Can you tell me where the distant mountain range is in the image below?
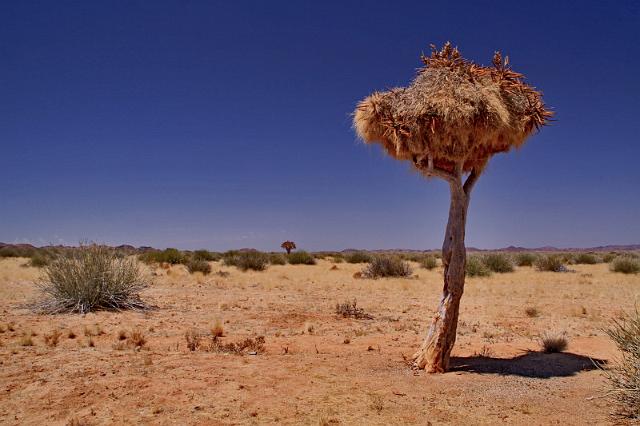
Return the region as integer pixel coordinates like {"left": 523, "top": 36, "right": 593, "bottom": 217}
{"left": 2, "top": 242, "right": 639, "bottom": 253}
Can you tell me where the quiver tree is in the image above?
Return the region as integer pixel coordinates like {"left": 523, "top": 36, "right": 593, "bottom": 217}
{"left": 280, "top": 241, "right": 296, "bottom": 254}
{"left": 353, "top": 43, "right": 552, "bottom": 372}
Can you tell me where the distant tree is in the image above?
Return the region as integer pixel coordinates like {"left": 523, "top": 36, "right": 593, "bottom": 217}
{"left": 280, "top": 241, "right": 296, "bottom": 254}
{"left": 353, "top": 43, "right": 552, "bottom": 372}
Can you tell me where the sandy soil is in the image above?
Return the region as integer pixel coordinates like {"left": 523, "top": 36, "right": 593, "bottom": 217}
{"left": 0, "top": 256, "right": 638, "bottom": 425}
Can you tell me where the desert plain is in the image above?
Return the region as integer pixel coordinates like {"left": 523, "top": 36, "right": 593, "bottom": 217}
{"left": 0, "top": 255, "right": 638, "bottom": 425}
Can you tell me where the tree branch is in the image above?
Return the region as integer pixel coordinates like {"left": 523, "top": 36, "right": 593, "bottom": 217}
{"left": 413, "top": 155, "right": 458, "bottom": 184}
{"left": 463, "top": 168, "right": 481, "bottom": 195}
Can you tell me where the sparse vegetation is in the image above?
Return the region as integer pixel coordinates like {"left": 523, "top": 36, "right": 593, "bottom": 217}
{"left": 603, "top": 308, "right": 640, "bottom": 419}
{"left": 287, "top": 251, "right": 316, "bottom": 265}
{"left": 43, "top": 330, "right": 61, "bottom": 347}
{"left": 465, "top": 256, "right": 491, "bottom": 277}
{"left": 34, "top": 244, "right": 149, "bottom": 314}
{"left": 421, "top": 255, "right": 438, "bottom": 270}
{"left": 139, "top": 248, "right": 185, "bottom": 265}
{"left": 610, "top": 256, "right": 640, "bottom": 274}
{"left": 268, "top": 253, "right": 287, "bottom": 265}
{"left": 540, "top": 331, "right": 568, "bottom": 353}
{"left": 186, "top": 258, "right": 212, "bottom": 275}
{"left": 535, "top": 255, "right": 566, "bottom": 272}
{"left": 482, "top": 253, "right": 515, "bottom": 273}
{"left": 211, "top": 319, "right": 224, "bottom": 337}
{"left": 515, "top": 252, "right": 538, "bottom": 267}
{"left": 574, "top": 253, "right": 599, "bottom": 264}
{"left": 224, "top": 251, "right": 269, "bottom": 271}
{"left": 362, "top": 255, "right": 412, "bottom": 278}
{"left": 525, "top": 307, "right": 539, "bottom": 318}
{"left": 335, "top": 299, "right": 373, "bottom": 319}
{"left": 185, "top": 329, "right": 201, "bottom": 351}
{"left": 344, "top": 251, "right": 373, "bottom": 264}
{"left": 209, "top": 335, "right": 265, "bottom": 355}
{"left": 192, "top": 250, "right": 221, "bottom": 262}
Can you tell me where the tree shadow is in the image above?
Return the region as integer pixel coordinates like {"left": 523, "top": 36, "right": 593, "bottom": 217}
{"left": 450, "top": 351, "right": 607, "bottom": 378}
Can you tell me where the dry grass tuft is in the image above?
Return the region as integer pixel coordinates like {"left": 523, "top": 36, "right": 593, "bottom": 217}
{"left": 535, "top": 255, "right": 567, "bottom": 272}
{"left": 362, "top": 256, "right": 412, "bottom": 278}
{"left": 335, "top": 299, "right": 374, "bottom": 320}
{"left": 525, "top": 306, "right": 539, "bottom": 318}
{"left": 19, "top": 334, "right": 34, "bottom": 346}
{"left": 128, "top": 329, "right": 147, "bottom": 349}
{"left": 185, "top": 329, "right": 201, "bottom": 351}
{"left": 209, "top": 335, "right": 265, "bottom": 355}
{"left": 610, "top": 256, "right": 640, "bottom": 274}
{"left": 33, "top": 244, "right": 150, "bottom": 314}
{"left": 43, "top": 329, "right": 62, "bottom": 347}
{"left": 211, "top": 319, "right": 224, "bottom": 337}
{"left": 602, "top": 308, "right": 640, "bottom": 419}
{"left": 540, "top": 331, "right": 568, "bottom": 353}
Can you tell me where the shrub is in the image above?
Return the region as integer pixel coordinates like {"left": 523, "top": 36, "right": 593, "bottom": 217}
{"left": 574, "top": 253, "right": 599, "bottom": 264}
{"left": 192, "top": 250, "right": 220, "bottom": 262}
{"left": 287, "top": 251, "right": 316, "bottom": 265}
{"left": 34, "top": 244, "right": 149, "bottom": 314}
{"left": 29, "top": 254, "right": 50, "bottom": 268}
{"left": 345, "top": 251, "right": 373, "bottom": 264}
{"left": 603, "top": 308, "right": 640, "bottom": 419}
{"left": 139, "top": 248, "right": 185, "bottom": 265}
{"left": 224, "top": 251, "right": 269, "bottom": 271}
{"left": 465, "top": 256, "right": 491, "bottom": 277}
{"left": 540, "top": 331, "right": 568, "bottom": 353}
{"left": 362, "top": 256, "right": 412, "bottom": 278}
{"left": 335, "top": 299, "right": 373, "bottom": 319}
{"left": 209, "top": 335, "right": 265, "bottom": 355}
{"left": 524, "top": 306, "right": 539, "bottom": 317}
{"left": 515, "top": 252, "right": 538, "bottom": 267}
{"left": 611, "top": 256, "right": 640, "bottom": 274}
{"left": 420, "top": 255, "right": 438, "bottom": 270}
{"left": 482, "top": 253, "right": 514, "bottom": 273}
{"left": 268, "top": 253, "right": 287, "bottom": 265}
{"left": 535, "top": 255, "right": 566, "bottom": 272}
{"left": 186, "top": 259, "right": 211, "bottom": 275}
{"left": 602, "top": 252, "right": 617, "bottom": 263}
{"left": 0, "top": 245, "right": 35, "bottom": 258}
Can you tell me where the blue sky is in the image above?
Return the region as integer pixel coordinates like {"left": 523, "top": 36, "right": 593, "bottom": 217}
{"left": 1, "top": 1, "right": 639, "bottom": 251}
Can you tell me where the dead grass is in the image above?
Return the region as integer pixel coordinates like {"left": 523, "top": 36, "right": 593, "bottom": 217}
{"left": 335, "top": 299, "right": 374, "bottom": 319}
{"left": 209, "top": 336, "right": 265, "bottom": 355}
{"left": 43, "top": 329, "right": 62, "bottom": 347}
{"left": 540, "top": 331, "right": 568, "bottom": 353}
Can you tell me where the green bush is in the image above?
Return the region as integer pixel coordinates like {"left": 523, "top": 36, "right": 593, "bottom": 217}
{"left": 362, "top": 256, "right": 412, "bottom": 278}
{"left": 192, "top": 250, "right": 221, "bottom": 262}
{"left": 268, "top": 253, "right": 287, "bottom": 265}
{"left": 515, "top": 252, "right": 538, "bottom": 267}
{"left": 186, "top": 259, "right": 212, "bottom": 275}
{"left": 602, "top": 252, "right": 617, "bottom": 263}
{"left": 34, "top": 245, "right": 149, "bottom": 314}
{"left": 28, "top": 254, "right": 50, "bottom": 268}
{"left": 287, "top": 251, "right": 316, "bottom": 265}
{"left": 466, "top": 256, "right": 491, "bottom": 277}
{"left": 611, "top": 256, "right": 640, "bottom": 274}
{"left": 421, "top": 255, "right": 438, "bottom": 270}
{"left": 345, "top": 251, "right": 373, "bottom": 264}
{"left": 535, "top": 255, "right": 566, "bottom": 272}
{"left": 574, "top": 253, "right": 599, "bottom": 264}
{"left": 0, "top": 246, "right": 36, "bottom": 258}
{"left": 139, "top": 248, "right": 185, "bottom": 265}
{"left": 224, "top": 251, "right": 269, "bottom": 271}
{"left": 482, "top": 253, "right": 514, "bottom": 273}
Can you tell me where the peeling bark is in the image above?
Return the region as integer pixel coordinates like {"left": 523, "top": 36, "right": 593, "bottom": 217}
{"left": 412, "top": 174, "right": 473, "bottom": 372}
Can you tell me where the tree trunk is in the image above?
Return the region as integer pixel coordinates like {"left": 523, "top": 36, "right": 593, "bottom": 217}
{"left": 412, "top": 180, "right": 469, "bottom": 372}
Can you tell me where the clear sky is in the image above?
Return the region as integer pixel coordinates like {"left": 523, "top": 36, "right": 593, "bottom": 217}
{"left": 1, "top": 1, "right": 639, "bottom": 251}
